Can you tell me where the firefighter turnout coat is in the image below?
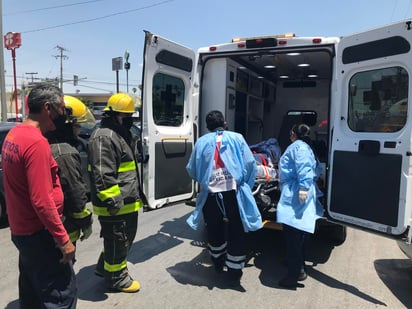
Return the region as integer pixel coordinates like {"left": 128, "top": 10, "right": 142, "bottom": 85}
{"left": 46, "top": 132, "right": 92, "bottom": 242}
{"left": 88, "top": 120, "right": 142, "bottom": 217}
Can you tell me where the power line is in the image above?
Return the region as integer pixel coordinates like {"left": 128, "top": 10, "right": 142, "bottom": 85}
{"left": 71, "top": 84, "right": 113, "bottom": 93}
{"left": 21, "top": 0, "right": 174, "bottom": 34}
{"left": 4, "top": 0, "right": 105, "bottom": 16}
{"left": 77, "top": 79, "right": 131, "bottom": 86}
{"left": 6, "top": 74, "right": 131, "bottom": 87}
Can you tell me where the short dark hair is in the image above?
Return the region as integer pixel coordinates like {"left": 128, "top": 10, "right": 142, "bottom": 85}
{"left": 206, "top": 110, "right": 225, "bottom": 131}
{"left": 291, "top": 123, "right": 310, "bottom": 139}
{"left": 27, "top": 84, "right": 63, "bottom": 114}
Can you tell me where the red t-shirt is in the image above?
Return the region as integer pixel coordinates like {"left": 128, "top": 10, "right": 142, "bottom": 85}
{"left": 2, "top": 124, "right": 68, "bottom": 245}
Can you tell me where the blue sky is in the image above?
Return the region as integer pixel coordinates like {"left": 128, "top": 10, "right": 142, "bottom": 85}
{"left": 3, "top": 0, "right": 412, "bottom": 95}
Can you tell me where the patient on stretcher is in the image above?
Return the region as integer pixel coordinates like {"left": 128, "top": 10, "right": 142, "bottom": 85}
{"left": 250, "top": 138, "right": 281, "bottom": 183}
{"left": 256, "top": 164, "right": 278, "bottom": 182}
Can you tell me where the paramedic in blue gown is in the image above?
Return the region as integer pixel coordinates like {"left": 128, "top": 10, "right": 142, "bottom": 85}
{"left": 276, "top": 123, "right": 324, "bottom": 289}
{"left": 186, "top": 110, "right": 262, "bottom": 285}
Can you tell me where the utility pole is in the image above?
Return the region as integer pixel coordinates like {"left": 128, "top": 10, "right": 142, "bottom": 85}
{"left": 25, "top": 72, "right": 38, "bottom": 83}
{"left": 54, "top": 45, "right": 68, "bottom": 91}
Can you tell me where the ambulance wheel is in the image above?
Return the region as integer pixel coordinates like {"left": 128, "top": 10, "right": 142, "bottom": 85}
{"left": 329, "top": 224, "right": 347, "bottom": 245}
{"left": 316, "top": 220, "right": 347, "bottom": 245}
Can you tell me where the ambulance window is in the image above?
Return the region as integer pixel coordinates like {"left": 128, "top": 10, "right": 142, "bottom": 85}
{"left": 348, "top": 66, "right": 408, "bottom": 133}
{"left": 152, "top": 73, "right": 184, "bottom": 127}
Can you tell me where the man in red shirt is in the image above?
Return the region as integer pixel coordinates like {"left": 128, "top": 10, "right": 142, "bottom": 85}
{"left": 2, "top": 84, "right": 77, "bottom": 308}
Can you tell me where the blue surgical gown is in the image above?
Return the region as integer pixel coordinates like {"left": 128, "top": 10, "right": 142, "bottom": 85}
{"left": 276, "top": 140, "right": 323, "bottom": 233}
{"left": 186, "top": 130, "right": 262, "bottom": 232}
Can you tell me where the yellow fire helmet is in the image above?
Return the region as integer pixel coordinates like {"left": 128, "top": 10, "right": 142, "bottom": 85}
{"left": 64, "top": 95, "right": 96, "bottom": 128}
{"left": 104, "top": 93, "right": 135, "bottom": 113}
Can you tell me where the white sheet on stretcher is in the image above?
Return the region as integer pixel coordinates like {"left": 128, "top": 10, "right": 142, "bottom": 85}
{"left": 256, "top": 164, "right": 278, "bottom": 182}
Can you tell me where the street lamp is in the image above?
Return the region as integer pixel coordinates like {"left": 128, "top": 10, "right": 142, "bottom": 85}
{"left": 124, "top": 50, "right": 130, "bottom": 93}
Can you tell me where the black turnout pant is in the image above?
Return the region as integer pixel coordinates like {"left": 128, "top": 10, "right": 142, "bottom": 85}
{"left": 96, "top": 212, "right": 138, "bottom": 289}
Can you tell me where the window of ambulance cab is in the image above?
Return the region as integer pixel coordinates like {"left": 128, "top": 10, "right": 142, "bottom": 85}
{"left": 347, "top": 66, "right": 408, "bottom": 133}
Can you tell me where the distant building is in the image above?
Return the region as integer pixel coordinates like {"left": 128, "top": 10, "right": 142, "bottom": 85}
{"left": 1, "top": 91, "right": 140, "bottom": 121}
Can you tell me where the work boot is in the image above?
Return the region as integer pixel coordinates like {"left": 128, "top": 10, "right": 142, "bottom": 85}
{"left": 110, "top": 280, "right": 141, "bottom": 293}
{"left": 117, "top": 280, "right": 141, "bottom": 293}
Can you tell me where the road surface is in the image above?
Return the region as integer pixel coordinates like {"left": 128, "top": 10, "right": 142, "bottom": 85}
{"left": 0, "top": 202, "right": 411, "bottom": 308}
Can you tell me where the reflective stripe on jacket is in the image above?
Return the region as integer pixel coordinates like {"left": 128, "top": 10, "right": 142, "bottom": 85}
{"left": 88, "top": 126, "right": 141, "bottom": 216}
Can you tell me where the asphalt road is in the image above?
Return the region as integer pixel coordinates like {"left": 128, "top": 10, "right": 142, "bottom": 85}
{"left": 1, "top": 202, "right": 412, "bottom": 309}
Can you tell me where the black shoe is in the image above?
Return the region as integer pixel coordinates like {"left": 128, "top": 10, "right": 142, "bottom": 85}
{"left": 278, "top": 276, "right": 298, "bottom": 289}
{"left": 212, "top": 256, "right": 226, "bottom": 273}
{"left": 214, "top": 262, "right": 225, "bottom": 273}
{"left": 227, "top": 268, "right": 242, "bottom": 280}
{"left": 224, "top": 268, "right": 242, "bottom": 286}
{"left": 223, "top": 272, "right": 241, "bottom": 287}
{"left": 298, "top": 271, "right": 307, "bottom": 281}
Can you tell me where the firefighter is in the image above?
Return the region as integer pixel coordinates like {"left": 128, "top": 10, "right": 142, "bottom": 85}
{"left": 88, "top": 93, "right": 142, "bottom": 293}
{"left": 45, "top": 95, "right": 95, "bottom": 251}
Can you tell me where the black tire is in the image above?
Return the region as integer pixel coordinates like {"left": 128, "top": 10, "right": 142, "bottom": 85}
{"left": 329, "top": 224, "right": 347, "bottom": 245}
{"left": 316, "top": 220, "right": 347, "bottom": 245}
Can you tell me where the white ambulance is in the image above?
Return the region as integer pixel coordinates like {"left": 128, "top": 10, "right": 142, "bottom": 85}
{"left": 140, "top": 19, "right": 412, "bottom": 256}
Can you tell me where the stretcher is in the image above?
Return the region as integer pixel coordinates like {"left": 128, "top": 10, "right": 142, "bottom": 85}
{"left": 252, "top": 162, "right": 280, "bottom": 226}
{"left": 250, "top": 138, "right": 283, "bottom": 229}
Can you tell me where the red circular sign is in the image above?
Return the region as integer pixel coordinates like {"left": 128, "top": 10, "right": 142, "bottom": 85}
{"left": 4, "top": 32, "right": 22, "bottom": 50}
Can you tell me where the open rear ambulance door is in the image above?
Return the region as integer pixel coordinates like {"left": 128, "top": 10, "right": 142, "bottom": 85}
{"left": 328, "top": 20, "right": 412, "bottom": 237}
{"left": 141, "top": 31, "right": 196, "bottom": 209}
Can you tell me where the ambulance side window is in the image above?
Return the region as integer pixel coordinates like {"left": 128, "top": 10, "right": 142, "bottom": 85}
{"left": 152, "top": 73, "right": 185, "bottom": 127}
{"left": 348, "top": 66, "right": 408, "bottom": 133}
